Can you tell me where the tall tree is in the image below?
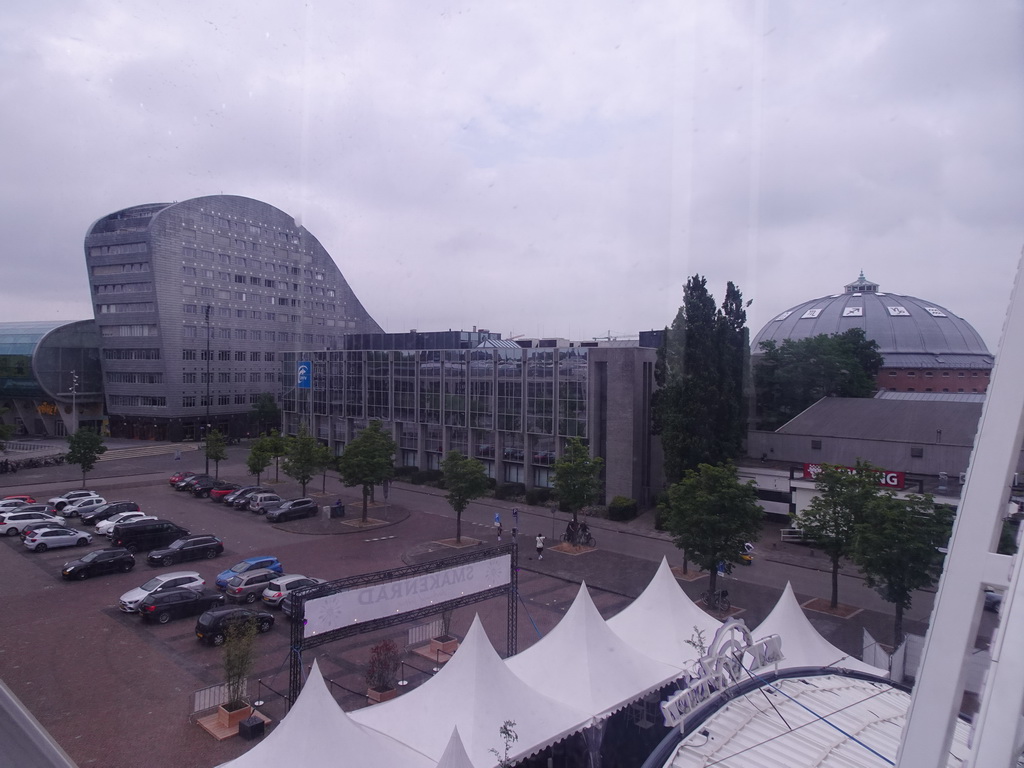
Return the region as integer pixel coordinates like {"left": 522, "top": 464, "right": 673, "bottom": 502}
{"left": 336, "top": 421, "right": 396, "bottom": 523}
{"left": 281, "top": 427, "right": 325, "bottom": 497}
{"left": 800, "top": 461, "right": 882, "bottom": 609}
{"left": 441, "top": 450, "right": 491, "bottom": 544}
{"left": 246, "top": 444, "right": 272, "bottom": 485}
{"left": 652, "top": 276, "right": 749, "bottom": 483}
{"left": 260, "top": 430, "right": 288, "bottom": 482}
{"left": 854, "top": 492, "right": 954, "bottom": 646}
{"left": 754, "top": 328, "right": 883, "bottom": 430}
{"left": 251, "top": 392, "right": 281, "bottom": 436}
{"left": 66, "top": 428, "right": 107, "bottom": 487}
{"left": 552, "top": 437, "right": 604, "bottom": 526}
{"left": 205, "top": 429, "right": 228, "bottom": 479}
{"left": 661, "top": 462, "right": 762, "bottom": 596}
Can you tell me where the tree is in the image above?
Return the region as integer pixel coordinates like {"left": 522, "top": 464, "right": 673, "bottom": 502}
{"left": 754, "top": 328, "right": 883, "bottom": 430}
{"left": 281, "top": 427, "right": 325, "bottom": 497}
{"left": 660, "top": 462, "right": 762, "bottom": 596}
{"left": 0, "top": 408, "right": 15, "bottom": 451}
{"left": 205, "top": 429, "right": 228, "bottom": 479}
{"left": 552, "top": 437, "right": 604, "bottom": 526}
{"left": 66, "top": 428, "right": 107, "bottom": 487}
{"left": 854, "top": 492, "right": 954, "bottom": 646}
{"left": 652, "top": 276, "right": 749, "bottom": 483}
{"left": 260, "top": 430, "right": 288, "bottom": 482}
{"left": 251, "top": 392, "right": 280, "bottom": 435}
{"left": 800, "top": 461, "right": 882, "bottom": 609}
{"left": 223, "top": 616, "right": 258, "bottom": 711}
{"left": 336, "top": 421, "right": 396, "bottom": 523}
{"left": 246, "top": 444, "right": 272, "bottom": 485}
{"left": 441, "top": 450, "right": 490, "bottom": 544}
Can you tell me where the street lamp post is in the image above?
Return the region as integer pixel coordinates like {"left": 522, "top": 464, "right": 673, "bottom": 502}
{"left": 205, "top": 305, "right": 211, "bottom": 475}
{"left": 70, "top": 370, "right": 79, "bottom": 435}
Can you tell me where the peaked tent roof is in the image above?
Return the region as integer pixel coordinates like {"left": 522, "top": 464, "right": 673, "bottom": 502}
{"left": 606, "top": 558, "right": 722, "bottom": 668}
{"left": 435, "top": 728, "right": 476, "bottom": 768}
{"left": 505, "top": 582, "right": 684, "bottom": 719}
{"left": 755, "top": 583, "right": 887, "bottom": 676}
{"left": 352, "top": 616, "right": 592, "bottom": 766}
{"left": 218, "top": 660, "right": 433, "bottom": 768}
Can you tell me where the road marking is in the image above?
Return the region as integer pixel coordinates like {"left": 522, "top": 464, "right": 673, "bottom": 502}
{"left": 364, "top": 535, "right": 396, "bottom": 542}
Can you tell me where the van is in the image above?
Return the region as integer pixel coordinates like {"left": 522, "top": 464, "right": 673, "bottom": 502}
{"left": 111, "top": 519, "right": 190, "bottom": 554}
{"left": 248, "top": 493, "right": 283, "bottom": 515}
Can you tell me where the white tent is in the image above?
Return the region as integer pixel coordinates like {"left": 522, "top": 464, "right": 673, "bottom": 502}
{"left": 505, "top": 582, "right": 685, "bottom": 719}
{"left": 755, "top": 582, "right": 887, "bottom": 676}
{"left": 353, "top": 616, "right": 592, "bottom": 767}
{"left": 607, "top": 557, "right": 722, "bottom": 668}
{"left": 218, "top": 660, "right": 433, "bottom": 768}
{"left": 435, "top": 728, "right": 476, "bottom": 768}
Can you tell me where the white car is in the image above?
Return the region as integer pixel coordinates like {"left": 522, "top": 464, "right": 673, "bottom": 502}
{"left": 0, "top": 499, "right": 28, "bottom": 514}
{"left": 48, "top": 490, "right": 101, "bottom": 512}
{"left": 0, "top": 510, "right": 65, "bottom": 536}
{"left": 261, "top": 574, "right": 325, "bottom": 607}
{"left": 97, "top": 512, "right": 156, "bottom": 537}
{"left": 119, "top": 571, "right": 205, "bottom": 613}
{"left": 61, "top": 496, "right": 108, "bottom": 518}
{"left": 23, "top": 526, "right": 92, "bottom": 552}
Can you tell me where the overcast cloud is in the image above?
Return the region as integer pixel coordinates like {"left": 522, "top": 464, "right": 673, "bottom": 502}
{"left": 2, "top": 1, "right": 1021, "bottom": 350}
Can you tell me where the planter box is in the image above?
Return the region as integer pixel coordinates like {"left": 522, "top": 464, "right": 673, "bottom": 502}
{"left": 367, "top": 687, "right": 398, "bottom": 704}
{"left": 217, "top": 704, "right": 253, "bottom": 730}
{"left": 430, "top": 637, "right": 459, "bottom": 656}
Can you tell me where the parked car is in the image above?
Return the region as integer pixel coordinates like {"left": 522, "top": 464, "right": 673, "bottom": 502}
{"left": 138, "top": 588, "right": 225, "bottom": 624}
{"left": 79, "top": 500, "right": 141, "bottom": 526}
{"left": 261, "top": 574, "right": 325, "bottom": 607}
{"left": 175, "top": 474, "right": 212, "bottom": 492}
{"left": 20, "top": 518, "right": 70, "bottom": 539}
{"left": 191, "top": 478, "right": 237, "bottom": 499}
{"left": 61, "top": 495, "right": 108, "bottom": 518}
{"left": 0, "top": 510, "right": 65, "bottom": 537}
{"left": 195, "top": 606, "right": 274, "bottom": 645}
{"left": 0, "top": 499, "right": 28, "bottom": 515}
{"left": 12, "top": 503, "right": 58, "bottom": 516}
{"left": 223, "top": 568, "right": 280, "bottom": 603}
{"left": 168, "top": 470, "right": 198, "bottom": 486}
{"left": 4, "top": 494, "right": 36, "bottom": 503}
{"left": 248, "top": 493, "right": 284, "bottom": 515}
{"left": 48, "top": 490, "right": 101, "bottom": 511}
{"left": 216, "top": 556, "right": 283, "bottom": 590}
{"left": 119, "top": 571, "right": 205, "bottom": 613}
{"left": 61, "top": 548, "right": 135, "bottom": 580}
{"left": 97, "top": 512, "right": 155, "bottom": 537}
{"left": 110, "top": 519, "right": 190, "bottom": 554}
{"left": 23, "top": 526, "right": 92, "bottom": 552}
{"left": 223, "top": 486, "right": 271, "bottom": 507}
{"left": 146, "top": 534, "right": 224, "bottom": 566}
{"left": 209, "top": 483, "right": 241, "bottom": 503}
{"left": 231, "top": 488, "right": 275, "bottom": 511}
{"left": 265, "top": 498, "right": 318, "bottom": 523}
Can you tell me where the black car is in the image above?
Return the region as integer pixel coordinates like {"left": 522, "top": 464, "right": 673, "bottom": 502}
{"left": 79, "top": 500, "right": 141, "bottom": 526}
{"left": 61, "top": 548, "right": 136, "bottom": 580}
{"left": 147, "top": 534, "right": 224, "bottom": 566}
{"left": 111, "top": 519, "right": 190, "bottom": 554}
{"left": 229, "top": 486, "right": 273, "bottom": 511}
{"left": 195, "top": 606, "right": 274, "bottom": 645}
{"left": 190, "top": 478, "right": 234, "bottom": 499}
{"left": 139, "top": 587, "right": 226, "bottom": 624}
{"left": 266, "top": 498, "right": 318, "bottom": 523}
{"left": 175, "top": 474, "right": 212, "bottom": 492}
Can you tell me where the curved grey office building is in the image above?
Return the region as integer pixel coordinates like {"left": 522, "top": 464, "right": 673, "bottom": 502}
{"left": 84, "top": 195, "right": 382, "bottom": 440}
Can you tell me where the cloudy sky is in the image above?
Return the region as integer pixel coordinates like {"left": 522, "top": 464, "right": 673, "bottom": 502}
{"left": 3, "top": 1, "right": 1022, "bottom": 350}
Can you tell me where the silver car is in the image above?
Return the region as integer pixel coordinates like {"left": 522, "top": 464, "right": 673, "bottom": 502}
{"left": 261, "top": 575, "right": 325, "bottom": 607}
{"left": 0, "top": 510, "right": 65, "bottom": 537}
{"left": 23, "top": 526, "right": 92, "bottom": 552}
{"left": 119, "top": 571, "right": 205, "bottom": 613}
{"left": 224, "top": 568, "right": 279, "bottom": 603}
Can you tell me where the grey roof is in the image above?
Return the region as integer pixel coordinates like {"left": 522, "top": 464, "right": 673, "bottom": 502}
{"left": 751, "top": 274, "right": 993, "bottom": 365}
{"left": 777, "top": 397, "right": 982, "bottom": 445}
{"left": 0, "top": 321, "right": 79, "bottom": 356}
{"left": 876, "top": 391, "right": 986, "bottom": 404}
{"left": 475, "top": 337, "right": 522, "bottom": 348}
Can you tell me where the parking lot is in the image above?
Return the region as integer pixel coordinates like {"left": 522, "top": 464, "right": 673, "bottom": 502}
{"left": 0, "top": 446, "right": 634, "bottom": 768}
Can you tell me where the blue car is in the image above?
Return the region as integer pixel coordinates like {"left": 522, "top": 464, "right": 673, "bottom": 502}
{"left": 215, "top": 556, "right": 283, "bottom": 591}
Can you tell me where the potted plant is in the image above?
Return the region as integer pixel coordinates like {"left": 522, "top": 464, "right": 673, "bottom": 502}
{"left": 430, "top": 609, "right": 459, "bottom": 656}
{"left": 365, "top": 638, "right": 401, "bottom": 703}
{"left": 218, "top": 617, "right": 257, "bottom": 729}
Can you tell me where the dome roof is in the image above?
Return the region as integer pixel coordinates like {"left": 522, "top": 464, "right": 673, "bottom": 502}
{"left": 751, "top": 273, "right": 993, "bottom": 369}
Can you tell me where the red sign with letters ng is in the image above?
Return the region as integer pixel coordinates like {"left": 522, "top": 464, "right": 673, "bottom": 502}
{"left": 803, "top": 463, "right": 906, "bottom": 490}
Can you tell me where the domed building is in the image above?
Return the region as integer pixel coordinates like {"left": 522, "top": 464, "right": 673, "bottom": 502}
{"left": 750, "top": 272, "right": 993, "bottom": 394}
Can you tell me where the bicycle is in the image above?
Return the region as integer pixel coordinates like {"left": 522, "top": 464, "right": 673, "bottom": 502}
{"left": 560, "top": 522, "right": 596, "bottom": 548}
{"left": 700, "top": 589, "right": 730, "bottom": 612}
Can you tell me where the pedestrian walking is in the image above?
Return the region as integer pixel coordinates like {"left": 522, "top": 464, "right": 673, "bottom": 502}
{"left": 536, "top": 533, "right": 545, "bottom": 560}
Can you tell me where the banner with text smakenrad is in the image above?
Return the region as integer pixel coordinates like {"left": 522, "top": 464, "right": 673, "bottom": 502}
{"left": 803, "top": 463, "right": 905, "bottom": 490}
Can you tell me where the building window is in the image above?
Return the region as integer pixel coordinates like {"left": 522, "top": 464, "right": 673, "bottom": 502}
{"left": 218, "top": 351, "right": 231, "bottom": 361}
{"left": 218, "top": 395, "right": 231, "bottom": 406}
{"left": 182, "top": 396, "right": 196, "bottom": 407}
{"left": 218, "top": 373, "right": 231, "bottom": 383}
{"left": 911, "top": 445, "right": 924, "bottom": 458}
{"left": 182, "top": 349, "right": 197, "bottom": 361}
{"left": 811, "top": 439, "right": 822, "bottom": 450}
{"left": 250, "top": 351, "right": 261, "bottom": 361}
{"left": 235, "top": 351, "right": 246, "bottom": 361}
{"left": 183, "top": 373, "right": 196, "bottom": 384}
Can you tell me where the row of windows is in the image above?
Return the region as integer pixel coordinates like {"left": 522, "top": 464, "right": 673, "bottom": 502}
{"left": 182, "top": 392, "right": 265, "bottom": 408}
{"left": 106, "top": 372, "right": 164, "bottom": 384}
{"left": 102, "top": 348, "right": 161, "bottom": 361}
{"left": 97, "top": 303, "right": 155, "bottom": 314}
{"left": 89, "top": 243, "right": 147, "bottom": 256}
{"left": 181, "top": 281, "right": 338, "bottom": 302}
{"left": 100, "top": 324, "right": 158, "bottom": 337}
{"left": 181, "top": 246, "right": 322, "bottom": 279}
{"left": 181, "top": 349, "right": 276, "bottom": 362}
{"left": 887, "top": 370, "right": 987, "bottom": 378}
{"left": 94, "top": 282, "right": 153, "bottom": 294}
{"left": 91, "top": 262, "right": 150, "bottom": 276}
{"left": 196, "top": 214, "right": 295, "bottom": 241}
{"left": 182, "top": 371, "right": 277, "bottom": 384}
{"left": 108, "top": 395, "right": 167, "bottom": 407}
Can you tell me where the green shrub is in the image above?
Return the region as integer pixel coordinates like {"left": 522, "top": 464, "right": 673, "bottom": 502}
{"left": 495, "top": 482, "right": 526, "bottom": 501}
{"left": 607, "top": 496, "right": 638, "bottom": 522}
{"left": 525, "top": 487, "right": 552, "bottom": 506}
{"left": 394, "top": 465, "right": 418, "bottom": 478}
